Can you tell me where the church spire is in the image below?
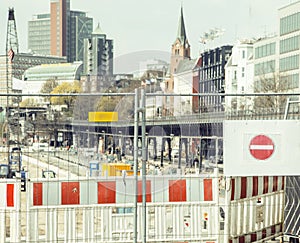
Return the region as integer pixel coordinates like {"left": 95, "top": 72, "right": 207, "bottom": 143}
{"left": 176, "top": 6, "right": 187, "bottom": 44}
{"left": 170, "top": 5, "right": 190, "bottom": 75}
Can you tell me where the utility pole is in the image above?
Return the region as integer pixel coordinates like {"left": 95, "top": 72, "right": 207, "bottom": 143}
{"left": 133, "top": 88, "right": 147, "bottom": 243}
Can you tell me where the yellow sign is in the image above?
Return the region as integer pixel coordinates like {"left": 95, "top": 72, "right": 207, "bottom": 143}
{"left": 88, "top": 112, "right": 118, "bottom": 122}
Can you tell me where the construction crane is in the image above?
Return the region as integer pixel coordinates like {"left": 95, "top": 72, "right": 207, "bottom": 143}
{"left": 2, "top": 8, "right": 24, "bottom": 186}
{"left": 7, "top": 8, "right": 19, "bottom": 54}
{"left": 6, "top": 8, "right": 19, "bottom": 100}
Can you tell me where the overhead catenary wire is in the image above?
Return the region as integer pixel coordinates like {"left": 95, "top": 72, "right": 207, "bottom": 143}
{"left": 0, "top": 92, "right": 299, "bottom": 97}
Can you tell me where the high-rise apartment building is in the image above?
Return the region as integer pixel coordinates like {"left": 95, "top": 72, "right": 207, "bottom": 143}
{"left": 28, "top": 0, "right": 93, "bottom": 62}
{"left": 81, "top": 24, "right": 114, "bottom": 92}
{"left": 83, "top": 24, "right": 113, "bottom": 76}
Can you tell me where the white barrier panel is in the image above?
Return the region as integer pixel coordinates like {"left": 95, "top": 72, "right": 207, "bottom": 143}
{"left": 26, "top": 202, "right": 219, "bottom": 243}
{"left": 0, "top": 180, "right": 21, "bottom": 243}
{"left": 1, "top": 174, "right": 286, "bottom": 242}
{"left": 225, "top": 176, "right": 285, "bottom": 243}
{"left": 0, "top": 182, "right": 15, "bottom": 208}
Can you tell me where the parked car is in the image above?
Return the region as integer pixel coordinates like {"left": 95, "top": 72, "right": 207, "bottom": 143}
{"left": 42, "top": 170, "right": 56, "bottom": 178}
{"left": 31, "top": 143, "right": 54, "bottom": 152}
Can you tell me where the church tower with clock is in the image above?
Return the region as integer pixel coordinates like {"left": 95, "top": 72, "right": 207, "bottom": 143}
{"left": 170, "top": 6, "right": 191, "bottom": 75}
{"left": 164, "top": 6, "right": 191, "bottom": 116}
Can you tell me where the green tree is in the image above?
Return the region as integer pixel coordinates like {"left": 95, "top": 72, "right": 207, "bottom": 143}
{"left": 20, "top": 98, "right": 37, "bottom": 107}
{"left": 50, "top": 81, "right": 82, "bottom": 111}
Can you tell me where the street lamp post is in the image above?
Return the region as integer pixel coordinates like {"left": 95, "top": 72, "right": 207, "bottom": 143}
{"left": 117, "top": 131, "right": 122, "bottom": 161}
{"left": 101, "top": 130, "right": 106, "bottom": 154}
{"left": 118, "top": 130, "right": 122, "bottom": 154}
{"left": 145, "top": 132, "right": 149, "bottom": 161}
{"left": 170, "top": 133, "right": 174, "bottom": 164}
{"left": 86, "top": 129, "right": 90, "bottom": 148}
{"left": 1, "top": 122, "right": 7, "bottom": 146}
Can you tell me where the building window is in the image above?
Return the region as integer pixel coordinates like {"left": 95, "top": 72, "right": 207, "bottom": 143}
{"left": 281, "top": 73, "right": 299, "bottom": 89}
{"left": 254, "top": 60, "right": 276, "bottom": 76}
{"left": 280, "top": 35, "right": 300, "bottom": 54}
{"left": 279, "top": 55, "right": 299, "bottom": 72}
{"left": 242, "top": 50, "right": 245, "bottom": 59}
{"left": 242, "top": 67, "right": 245, "bottom": 77}
{"left": 280, "top": 12, "right": 300, "bottom": 36}
{"left": 255, "top": 42, "right": 276, "bottom": 59}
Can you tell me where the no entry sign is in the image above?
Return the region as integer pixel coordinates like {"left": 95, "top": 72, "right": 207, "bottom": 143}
{"left": 249, "top": 135, "right": 274, "bottom": 160}
{"left": 224, "top": 120, "right": 300, "bottom": 176}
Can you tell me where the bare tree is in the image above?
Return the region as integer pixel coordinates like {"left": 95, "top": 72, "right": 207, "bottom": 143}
{"left": 41, "top": 79, "right": 59, "bottom": 94}
{"left": 95, "top": 80, "right": 141, "bottom": 120}
{"left": 253, "top": 71, "right": 291, "bottom": 113}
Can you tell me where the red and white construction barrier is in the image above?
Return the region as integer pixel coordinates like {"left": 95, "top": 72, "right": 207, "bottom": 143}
{"left": 0, "top": 180, "right": 20, "bottom": 243}
{"left": 0, "top": 182, "right": 16, "bottom": 208}
{"left": 230, "top": 176, "right": 284, "bottom": 201}
{"left": 225, "top": 176, "right": 285, "bottom": 243}
{"left": 29, "top": 175, "right": 215, "bottom": 206}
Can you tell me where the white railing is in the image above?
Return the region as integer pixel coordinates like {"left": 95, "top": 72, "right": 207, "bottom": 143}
{"left": 25, "top": 202, "right": 220, "bottom": 243}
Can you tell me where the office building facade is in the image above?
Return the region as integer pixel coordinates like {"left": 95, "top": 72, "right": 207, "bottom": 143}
{"left": 28, "top": 0, "right": 93, "bottom": 62}
{"left": 278, "top": 1, "right": 300, "bottom": 94}
{"left": 249, "top": 1, "right": 300, "bottom": 112}
{"left": 69, "top": 11, "right": 93, "bottom": 62}
{"left": 28, "top": 14, "right": 51, "bottom": 55}
{"left": 50, "top": 0, "right": 70, "bottom": 58}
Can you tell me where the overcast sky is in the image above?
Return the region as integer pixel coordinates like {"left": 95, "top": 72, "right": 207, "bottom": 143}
{"left": 0, "top": 0, "right": 294, "bottom": 69}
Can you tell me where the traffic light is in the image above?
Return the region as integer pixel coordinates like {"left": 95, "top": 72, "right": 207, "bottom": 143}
{"left": 20, "top": 171, "right": 27, "bottom": 192}
{"left": 203, "top": 212, "right": 208, "bottom": 230}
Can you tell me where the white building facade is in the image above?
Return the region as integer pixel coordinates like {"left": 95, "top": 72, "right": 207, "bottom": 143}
{"left": 225, "top": 1, "right": 300, "bottom": 113}
{"left": 173, "top": 59, "right": 199, "bottom": 116}
{"left": 225, "top": 39, "right": 254, "bottom": 111}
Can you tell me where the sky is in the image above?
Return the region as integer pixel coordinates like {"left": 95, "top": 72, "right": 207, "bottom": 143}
{"left": 0, "top": 0, "right": 295, "bottom": 71}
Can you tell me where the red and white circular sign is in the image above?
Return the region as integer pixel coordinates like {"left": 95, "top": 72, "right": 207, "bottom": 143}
{"left": 249, "top": 135, "right": 274, "bottom": 160}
